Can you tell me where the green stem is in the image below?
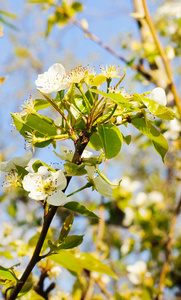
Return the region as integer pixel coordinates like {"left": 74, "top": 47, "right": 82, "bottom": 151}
{"left": 67, "top": 182, "right": 93, "bottom": 197}
{"left": 77, "top": 84, "right": 92, "bottom": 113}
{"left": 95, "top": 167, "right": 119, "bottom": 187}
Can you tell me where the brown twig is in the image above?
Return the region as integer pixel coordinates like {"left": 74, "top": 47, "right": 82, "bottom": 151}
{"left": 70, "top": 17, "right": 152, "bottom": 81}
{"left": 34, "top": 269, "right": 55, "bottom": 300}
{"left": 158, "top": 196, "right": 181, "bottom": 300}
{"left": 7, "top": 130, "right": 91, "bottom": 300}
{"left": 141, "top": 0, "right": 181, "bottom": 115}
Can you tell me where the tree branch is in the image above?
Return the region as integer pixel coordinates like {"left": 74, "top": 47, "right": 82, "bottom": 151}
{"left": 141, "top": 0, "right": 181, "bottom": 115}
{"left": 7, "top": 130, "right": 91, "bottom": 300}
{"left": 70, "top": 17, "right": 152, "bottom": 81}
{"left": 158, "top": 196, "right": 181, "bottom": 300}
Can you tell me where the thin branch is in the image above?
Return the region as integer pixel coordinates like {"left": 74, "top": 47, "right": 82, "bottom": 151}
{"left": 7, "top": 130, "right": 91, "bottom": 300}
{"left": 141, "top": 0, "right": 181, "bottom": 115}
{"left": 158, "top": 196, "right": 181, "bottom": 300}
{"left": 70, "top": 17, "right": 152, "bottom": 81}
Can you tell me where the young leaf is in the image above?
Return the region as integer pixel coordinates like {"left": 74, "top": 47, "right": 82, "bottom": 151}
{"left": 17, "top": 282, "right": 33, "bottom": 298}
{"left": 131, "top": 117, "right": 169, "bottom": 162}
{"left": 32, "top": 160, "right": 54, "bottom": 173}
{"left": 64, "top": 201, "right": 98, "bottom": 218}
{"left": 64, "top": 162, "right": 87, "bottom": 176}
{"left": 57, "top": 235, "right": 84, "bottom": 250}
{"left": 0, "top": 266, "right": 19, "bottom": 282}
{"left": 134, "top": 93, "right": 175, "bottom": 120}
{"left": 91, "top": 89, "right": 134, "bottom": 110}
{"left": 15, "top": 165, "right": 28, "bottom": 179}
{"left": 123, "top": 134, "right": 131, "bottom": 145}
{"left": 59, "top": 213, "right": 74, "bottom": 241}
{"left": 98, "top": 124, "right": 123, "bottom": 159}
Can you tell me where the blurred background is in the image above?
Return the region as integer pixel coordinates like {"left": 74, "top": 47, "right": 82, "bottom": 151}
{"left": 0, "top": 0, "right": 181, "bottom": 299}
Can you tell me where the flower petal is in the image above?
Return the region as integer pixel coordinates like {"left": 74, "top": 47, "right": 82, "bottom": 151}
{"left": 47, "top": 189, "right": 67, "bottom": 206}
{"left": 94, "top": 176, "right": 113, "bottom": 198}
{"left": 48, "top": 63, "right": 66, "bottom": 77}
{"left": 149, "top": 87, "right": 167, "bottom": 106}
{"left": 0, "top": 150, "right": 32, "bottom": 172}
{"left": 50, "top": 170, "right": 67, "bottom": 190}
{"left": 23, "top": 173, "right": 42, "bottom": 192}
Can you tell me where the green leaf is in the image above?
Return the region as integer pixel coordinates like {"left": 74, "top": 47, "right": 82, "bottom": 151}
{"left": 0, "top": 251, "right": 13, "bottom": 259}
{"left": 50, "top": 251, "right": 118, "bottom": 279}
{"left": 123, "top": 134, "right": 131, "bottom": 145}
{"left": 59, "top": 213, "right": 74, "bottom": 241}
{"left": 135, "top": 94, "right": 175, "bottom": 120}
{"left": 64, "top": 162, "right": 87, "bottom": 176}
{"left": 71, "top": 2, "right": 83, "bottom": 12}
{"left": 88, "top": 132, "right": 103, "bottom": 150}
{"left": 11, "top": 113, "right": 56, "bottom": 148}
{"left": 34, "top": 96, "right": 61, "bottom": 111}
{"left": 91, "top": 89, "right": 134, "bottom": 110}
{"left": 0, "top": 10, "right": 16, "bottom": 19}
{"left": 15, "top": 165, "right": 28, "bottom": 179}
{"left": 0, "top": 266, "right": 18, "bottom": 282}
{"left": 131, "top": 117, "right": 169, "bottom": 162}
{"left": 0, "top": 17, "right": 18, "bottom": 30}
{"left": 74, "top": 253, "right": 118, "bottom": 279}
{"left": 98, "top": 124, "right": 123, "bottom": 159}
{"left": 64, "top": 201, "right": 98, "bottom": 218}
{"left": 27, "top": 0, "right": 48, "bottom": 3}
{"left": 57, "top": 235, "right": 84, "bottom": 250}
{"left": 17, "top": 282, "right": 33, "bottom": 298}
{"left": 51, "top": 251, "right": 83, "bottom": 274}
{"left": 32, "top": 160, "right": 54, "bottom": 173}
{"left": 90, "top": 75, "right": 107, "bottom": 86}
{"left": 115, "top": 291, "right": 126, "bottom": 300}
{"left": 141, "top": 289, "right": 152, "bottom": 300}
{"left": 74, "top": 96, "right": 88, "bottom": 115}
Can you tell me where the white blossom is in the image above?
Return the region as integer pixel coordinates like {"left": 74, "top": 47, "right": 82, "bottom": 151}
{"left": 117, "top": 116, "right": 123, "bottom": 124}
{"left": 127, "top": 260, "right": 147, "bottom": 285}
{"left": 122, "top": 207, "right": 134, "bottom": 226}
{"left": 22, "top": 168, "right": 67, "bottom": 206}
{"left": 2, "top": 171, "right": 21, "bottom": 190}
{"left": 134, "top": 192, "right": 147, "bottom": 206}
{"left": 120, "top": 176, "right": 141, "bottom": 193}
{"left": 20, "top": 96, "right": 36, "bottom": 116}
{"left": 86, "top": 166, "right": 113, "bottom": 198}
{"left": 48, "top": 266, "right": 62, "bottom": 279}
{"left": 35, "top": 63, "right": 67, "bottom": 94}
{"left": 148, "top": 191, "right": 164, "bottom": 204}
{"left": 149, "top": 87, "right": 167, "bottom": 106}
{"left": 100, "top": 64, "right": 121, "bottom": 79}
{"left": 0, "top": 150, "right": 32, "bottom": 172}
{"left": 164, "top": 119, "right": 181, "bottom": 140}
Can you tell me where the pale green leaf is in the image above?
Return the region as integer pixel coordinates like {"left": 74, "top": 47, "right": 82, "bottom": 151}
{"left": 59, "top": 213, "right": 74, "bottom": 241}
{"left": 64, "top": 201, "right": 98, "bottom": 218}
{"left": 132, "top": 117, "right": 169, "bottom": 162}
{"left": 64, "top": 162, "right": 87, "bottom": 176}
{"left": 136, "top": 94, "right": 175, "bottom": 120}
{"left": 0, "top": 266, "right": 18, "bottom": 282}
